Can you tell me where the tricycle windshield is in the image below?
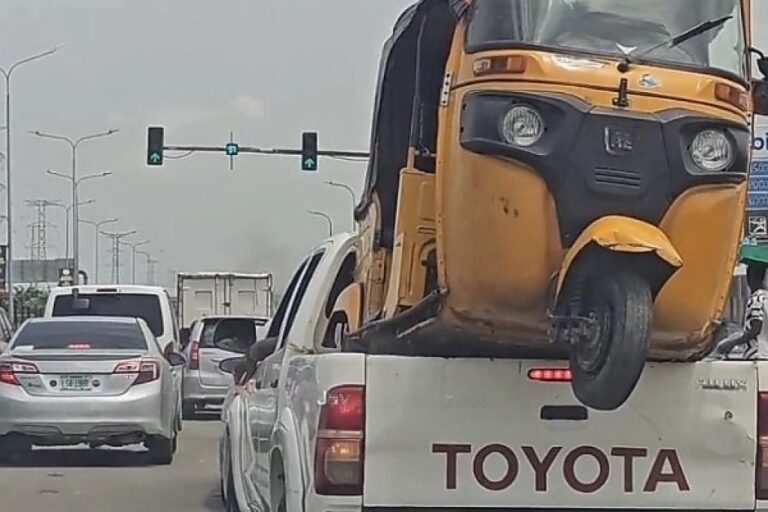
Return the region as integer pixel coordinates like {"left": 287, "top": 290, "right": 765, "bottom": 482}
{"left": 467, "top": 0, "right": 746, "bottom": 80}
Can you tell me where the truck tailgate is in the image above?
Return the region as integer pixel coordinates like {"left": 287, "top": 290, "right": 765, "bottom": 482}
{"left": 364, "top": 356, "right": 757, "bottom": 509}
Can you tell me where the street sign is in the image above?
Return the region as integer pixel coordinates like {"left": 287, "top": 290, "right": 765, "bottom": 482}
{"left": 747, "top": 123, "right": 768, "bottom": 244}
{"left": 147, "top": 127, "right": 165, "bottom": 166}
{"left": 58, "top": 268, "right": 74, "bottom": 287}
{"left": 302, "top": 132, "right": 318, "bottom": 171}
{"left": 226, "top": 143, "right": 239, "bottom": 156}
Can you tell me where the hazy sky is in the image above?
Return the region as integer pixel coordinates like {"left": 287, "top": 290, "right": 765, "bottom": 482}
{"left": 0, "top": 0, "right": 413, "bottom": 290}
{"left": 1, "top": 1, "right": 766, "bottom": 292}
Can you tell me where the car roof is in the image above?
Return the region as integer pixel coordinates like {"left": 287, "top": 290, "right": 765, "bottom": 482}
{"left": 49, "top": 285, "right": 167, "bottom": 296}
{"left": 26, "top": 316, "right": 141, "bottom": 325}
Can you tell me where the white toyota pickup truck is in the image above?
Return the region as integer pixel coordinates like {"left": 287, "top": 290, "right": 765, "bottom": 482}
{"left": 219, "top": 232, "right": 768, "bottom": 512}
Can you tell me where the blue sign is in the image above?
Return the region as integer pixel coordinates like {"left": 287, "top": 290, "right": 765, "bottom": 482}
{"left": 753, "top": 160, "right": 768, "bottom": 176}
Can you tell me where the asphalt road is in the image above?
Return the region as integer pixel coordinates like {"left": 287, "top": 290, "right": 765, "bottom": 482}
{"left": 0, "top": 417, "right": 224, "bottom": 512}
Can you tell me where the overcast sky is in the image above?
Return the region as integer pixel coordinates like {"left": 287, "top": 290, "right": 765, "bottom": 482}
{"left": 1, "top": 1, "right": 766, "bottom": 292}
{"left": 0, "top": 0, "right": 412, "bottom": 290}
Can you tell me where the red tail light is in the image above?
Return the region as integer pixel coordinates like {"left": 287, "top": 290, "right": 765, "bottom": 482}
{"left": 757, "top": 392, "right": 768, "bottom": 499}
{"left": 0, "top": 361, "right": 39, "bottom": 386}
{"left": 315, "top": 385, "right": 365, "bottom": 496}
{"left": 528, "top": 368, "right": 572, "bottom": 382}
{"left": 189, "top": 341, "right": 200, "bottom": 370}
{"left": 114, "top": 359, "right": 160, "bottom": 385}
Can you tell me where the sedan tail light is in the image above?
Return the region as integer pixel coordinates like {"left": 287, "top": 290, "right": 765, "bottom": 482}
{"left": 0, "top": 361, "right": 39, "bottom": 386}
{"left": 315, "top": 385, "right": 365, "bottom": 496}
{"left": 114, "top": 359, "right": 160, "bottom": 385}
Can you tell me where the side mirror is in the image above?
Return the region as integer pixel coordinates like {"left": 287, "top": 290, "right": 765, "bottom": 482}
{"left": 758, "top": 55, "right": 768, "bottom": 79}
{"left": 167, "top": 352, "right": 187, "bottom": 367}
{"left": 219, "top": 357, "right": 243, "bottom": 375}
{"left": 753, "top": 80, "right": 768, "bottom": 116}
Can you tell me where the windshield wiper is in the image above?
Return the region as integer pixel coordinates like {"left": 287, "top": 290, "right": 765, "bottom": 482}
{"left": 617, "top": 15, "right": 733, "bottom": 72}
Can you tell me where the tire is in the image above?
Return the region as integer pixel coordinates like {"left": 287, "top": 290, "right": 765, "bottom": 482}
{"left": 569, "top": 272, "right": 652, "bottom": 411}
{"left": 146, "top": 435, "right": 174, "bottom": 465}
{"left": 182, "top": 400, "right": 197, "bottom": 420}
{"left": 225, "top": 461, "right": 241, "bottom": 512}
{"left": 0, "top": 435, "right": 31, "bottom": 464}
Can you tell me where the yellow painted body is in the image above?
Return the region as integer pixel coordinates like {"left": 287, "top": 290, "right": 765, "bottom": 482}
{"left": 354, "top": 0, "right": 754, "bottom": 359}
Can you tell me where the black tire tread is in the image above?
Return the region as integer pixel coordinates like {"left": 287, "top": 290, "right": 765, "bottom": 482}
{"left": 147, "top": 436, "right": 174, "bottom": 465}
{"left": 570, "top": 272, "right": 652, "bottom": 411}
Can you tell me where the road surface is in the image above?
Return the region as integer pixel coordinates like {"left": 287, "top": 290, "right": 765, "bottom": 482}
{"left": 0, "top": 417, "right": 224, "bottom": 512}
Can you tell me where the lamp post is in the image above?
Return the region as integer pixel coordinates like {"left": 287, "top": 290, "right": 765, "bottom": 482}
{"left": 101, "top": 229, "right": 136, "bottom": 284}
{"left": 32, "top": 128, "right": 118, "bottom": 285}
{"left": 79, "top": 217, "right": 117, "bottom": 283}
{"left": 1, "top": 47, "right": 59, "bottom": 320}
{"left": 308, "top": 210, "right": 334, "bottom": 237}
{"left": 51, "top": 198, "right": 96, "bottom": 263}
{"left": 121, "top": 239, "right": 150, "bottom": 284}
{"left": 324, "top": 180, "right": 357, "bottom": 231}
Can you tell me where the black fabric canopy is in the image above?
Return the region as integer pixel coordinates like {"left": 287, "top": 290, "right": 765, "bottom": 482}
{"left": 355, "top": 0, "right": 465, "bottom": 243}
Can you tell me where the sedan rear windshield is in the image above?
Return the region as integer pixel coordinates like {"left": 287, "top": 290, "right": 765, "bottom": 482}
{"left": 52, "top": 294, "right": 164, "bottom": 337}
{"left": 12, "top": 321, "right": 147, "bottom": 350}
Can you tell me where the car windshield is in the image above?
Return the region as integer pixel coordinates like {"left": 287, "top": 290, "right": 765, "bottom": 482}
{"left": 52, "top": 293, "right": 164, "bottom": 337}
{"left": 466, "top": 0, "right": 746, "bottom": 79}
{"left": 12, "top": 320, "right": 147, "bottom": 351}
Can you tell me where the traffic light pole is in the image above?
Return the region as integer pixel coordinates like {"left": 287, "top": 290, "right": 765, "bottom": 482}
{"left": 163, "top": 145, "right": 369, "bottom": 158}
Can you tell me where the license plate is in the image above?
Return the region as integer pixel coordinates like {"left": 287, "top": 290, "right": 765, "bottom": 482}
{"left": 60, "top": 375, "right": 92, "bottom": 391}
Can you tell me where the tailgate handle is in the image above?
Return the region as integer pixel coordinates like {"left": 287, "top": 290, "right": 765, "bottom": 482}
{"left": 540, "top": 405, "right": 588, "bottom": 421}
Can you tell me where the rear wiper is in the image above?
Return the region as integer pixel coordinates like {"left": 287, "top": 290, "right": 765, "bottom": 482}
{"left": 618, "top": 15, "right": 732, "bottom": 72}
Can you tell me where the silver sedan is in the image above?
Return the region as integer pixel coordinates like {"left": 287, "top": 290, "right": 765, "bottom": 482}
{"left": 0, "top": 316, "right": 186, "bottom": 465}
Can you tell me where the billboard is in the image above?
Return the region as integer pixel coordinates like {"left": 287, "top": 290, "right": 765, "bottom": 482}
{"left": 12, "top": 258, "right": 74, "bottom": 285}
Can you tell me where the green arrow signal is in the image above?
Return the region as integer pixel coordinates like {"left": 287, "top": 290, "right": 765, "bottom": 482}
{"left": 303, "top": 157, "right": 317, "bottom": 171}
{"left": 149, "top": 152, "right": 161, "bottom": 164}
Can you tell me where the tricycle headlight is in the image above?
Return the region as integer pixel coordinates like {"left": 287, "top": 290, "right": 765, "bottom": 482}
{"left": 690, "top": 129, "right": 733, "bottom": 172}
{"left": 500, "top": 105, "right": 544, "bottom": 147}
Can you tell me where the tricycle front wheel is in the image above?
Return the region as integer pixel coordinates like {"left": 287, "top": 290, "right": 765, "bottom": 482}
{"left": 569, "top": 272, "right": 652, "bottom": 411}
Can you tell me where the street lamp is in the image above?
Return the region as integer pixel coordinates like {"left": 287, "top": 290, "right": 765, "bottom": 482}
{"left": 324, "top": 180, "right": 357, "bottom": 231}
{"left": 1, "top": 47, "right": 60, "bottom": 321}
{"left": 32, "top": 128, "right": 118, "bottom": 285}
{"left": 79, "top": 217, "right": 117, "bottom": 283}
{"left": 50, "top": 198, "right": 96, "bottom": 263}
{"left": 120, "top": 239, "right": 150, "bottom": 284}
{"left": 308, "top": 210, "right": 334, "bottom": 237}
{"left": 101, "top": 229, "right": 136, "bottom": 284}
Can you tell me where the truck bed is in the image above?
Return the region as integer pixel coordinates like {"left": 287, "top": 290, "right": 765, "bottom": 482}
{"left": 363, "top": 356, "right": 758, "bottom": 510}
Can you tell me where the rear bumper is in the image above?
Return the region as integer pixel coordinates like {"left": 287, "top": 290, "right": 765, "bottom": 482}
{"left": 0, "top": 381, "right": 172, "bottom": 441}
{"left": 362, "top": 509, "right": 760, "bottom": 512}
{"left": 183, "top": 373, "right": 228, "bottom": 403}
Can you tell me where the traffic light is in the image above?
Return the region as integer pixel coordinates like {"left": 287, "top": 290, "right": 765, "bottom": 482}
{"left": 302, "top": 132, "right": 318, "bottom": 171}
{"left": 147, "top": 127, "right": 164, "bottom": 166}
{"left": 226, "top": 143, "right": 239, "bottom": 156}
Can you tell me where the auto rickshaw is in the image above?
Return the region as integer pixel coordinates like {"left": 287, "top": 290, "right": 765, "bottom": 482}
{"left": 334, "top": 0, "right": 768, "bottom": 410}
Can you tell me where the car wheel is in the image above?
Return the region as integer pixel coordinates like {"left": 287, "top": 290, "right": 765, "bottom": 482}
{"left": 0, "top": 435, "right": 31, "bottom": 464}
{"left": 182, "top": 400, "right": 197, "bottom": 420}
{"left": 146, "top": 435, "right": 174, "bottom": 465}
{"left": 226, "top": 461, "right": 241, "bottom": 512}
{"left": 569, "top": 271, "right": 652, "bottom": 411}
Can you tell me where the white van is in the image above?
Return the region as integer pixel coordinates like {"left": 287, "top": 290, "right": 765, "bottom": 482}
{"left": 44, "top": 285, "right": 181, "bottom": 354}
